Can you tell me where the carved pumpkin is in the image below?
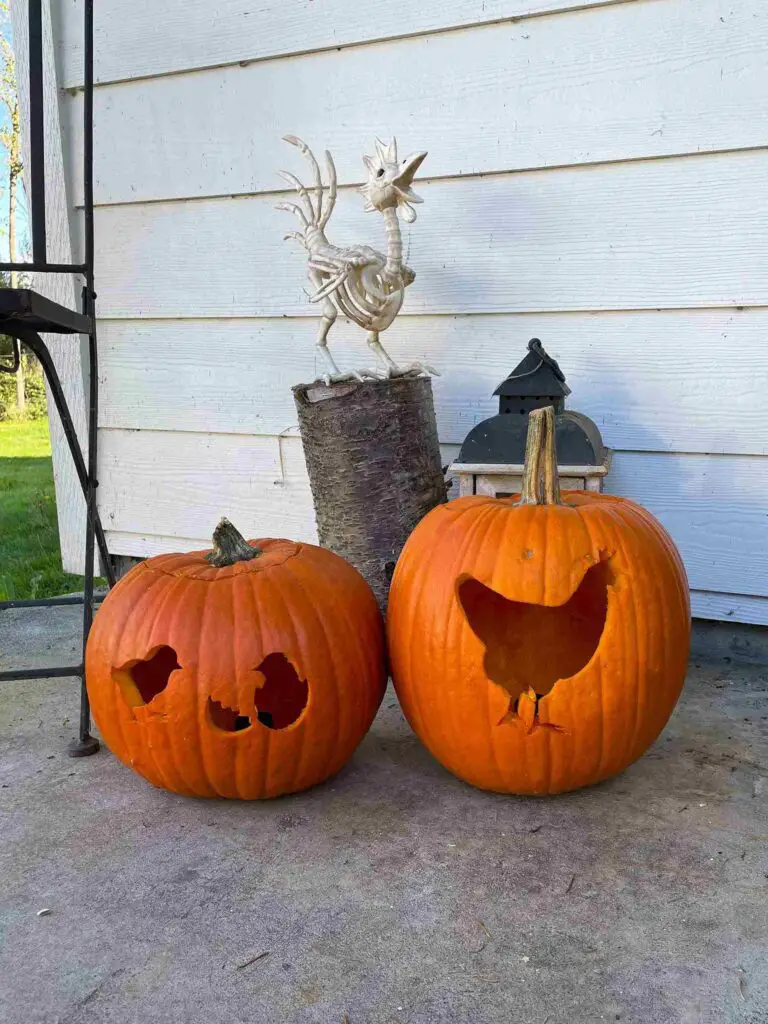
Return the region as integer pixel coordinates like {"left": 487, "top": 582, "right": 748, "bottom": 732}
{"left": 387, "top": 406, "right": 690, "bottom": 795}
{"left": 86, "top": 519, "right": 386, "bottom": 798}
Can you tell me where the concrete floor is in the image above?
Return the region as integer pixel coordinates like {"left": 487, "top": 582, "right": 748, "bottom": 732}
{"left": 1, "top": 605, "right": 767, "bottom": 1024}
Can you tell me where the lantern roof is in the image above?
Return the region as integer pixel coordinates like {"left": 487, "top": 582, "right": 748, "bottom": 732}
{"left": 493, "top": 338, "right": 571, "bottom": 399}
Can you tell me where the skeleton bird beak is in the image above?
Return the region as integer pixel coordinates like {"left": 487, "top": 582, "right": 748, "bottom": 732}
{"left": 393, "top": 151, "right": 427, "bottom": 221}
{"left": 394, "top": 151, "right": 427, "bottom": 190}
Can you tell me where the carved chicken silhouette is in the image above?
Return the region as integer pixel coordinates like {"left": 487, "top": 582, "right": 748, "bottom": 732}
{"left": 458, "top": 560, "right": 612, "bottom": 733}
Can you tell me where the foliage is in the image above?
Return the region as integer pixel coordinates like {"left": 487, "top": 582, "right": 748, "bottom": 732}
{"left": 0, "top": 4, "right": 38, "bottom": 421}
{"left": 0, "top": 343, "right": 47, "bottom": 420}
{"left": 0, "top": 418, "right": 86, "bottom": 599}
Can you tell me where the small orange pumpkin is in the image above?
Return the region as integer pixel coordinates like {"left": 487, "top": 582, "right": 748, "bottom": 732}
{"left": 387, "top": 406, "right": 690, "bottom": 795}
{"left": 86, "top": 519, "right": 386, "bottom": 798}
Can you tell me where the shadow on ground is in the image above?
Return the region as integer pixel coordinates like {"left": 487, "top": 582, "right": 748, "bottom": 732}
{"left": 1, "top": 605, "right": 767, "bottom": 1024}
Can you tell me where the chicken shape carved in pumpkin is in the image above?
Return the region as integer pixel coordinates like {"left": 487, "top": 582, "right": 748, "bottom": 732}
{"left": 207, "top": 653, "right": 309, "bottom": 732}
{"left": 121, "top": 647, "right": 309, "bottom": 733}
{"left": 457, "top": 558, "right": 613, "bottom": 733}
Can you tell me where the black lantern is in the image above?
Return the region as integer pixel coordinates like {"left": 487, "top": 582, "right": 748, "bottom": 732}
{"left": 451, "top": 339, "right": 611, "bottom": 498}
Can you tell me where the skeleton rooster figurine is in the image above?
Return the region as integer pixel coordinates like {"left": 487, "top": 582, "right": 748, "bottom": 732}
{"left": 278, "top": 135, "right": 436, "bottom": 384}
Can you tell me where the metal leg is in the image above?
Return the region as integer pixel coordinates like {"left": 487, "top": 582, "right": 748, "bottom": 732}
{"left": 70, "top": 309, "right": 100, "bottom": 756}
{"left": 0, "top": 0, "right": 104, "bottom": 759}
{"left": 18, "top": 330, "right": 115, "bottom": 584}
{"left": 16, "top": 328, "right": 111, "bottom": 756}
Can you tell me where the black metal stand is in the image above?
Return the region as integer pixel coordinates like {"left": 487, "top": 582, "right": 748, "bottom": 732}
{"left": 0, "top": 1, "right": 114, "bottom": 756}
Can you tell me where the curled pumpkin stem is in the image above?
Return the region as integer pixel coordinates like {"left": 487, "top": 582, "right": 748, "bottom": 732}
{"left": 517, "top": 405, "right": 561, "bottom": 506}
{"left": 207, "top": 517, "right": 262, "bottom": 567}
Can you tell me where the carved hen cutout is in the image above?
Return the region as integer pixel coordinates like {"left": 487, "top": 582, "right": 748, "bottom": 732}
{"left": 458, "top": 560, "right": 613, "bottom": 732}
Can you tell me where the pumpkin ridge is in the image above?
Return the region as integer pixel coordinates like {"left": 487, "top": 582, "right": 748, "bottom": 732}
{"left": 92, "top": 562, "right": 161, "bottom": 771}
{"left": 220, "top": 565, "right": 241, "bottom": 795}
{"left": 144, "top": 575, "right": 197, "bottom": 795}
{"left": 271, "top": 558, "right": 328, "bottom": 795}
{"left": 607, "top": 498, "right": 670, "bottom": 766}
{"left": 194, "top": 571, "right": 225, "bottom": 797}
{"left": 394, "top": 496, "right": 488, "bottom": 751}
{"left": 120, "top": 571, "right": 181, "bottom": 792}
{"left": 438, "top": 501, "right": 502, "bottom": 776}
{"left": 152, "top": 576, "right": 206, "bottom": 796}
{"left": 486, "top": 505, "right": 526, "bottom": 791}
{"left": 607, "top": 502, "right": 646, "bottom": 765}
{"left": 259, "top": 571, "right": 299, "bottom": 797}
{"left": 279, "top": 553, "right": 349, "bottom": 792}
{"left": 233, "top": 573, "right": 261, "bottom": 798}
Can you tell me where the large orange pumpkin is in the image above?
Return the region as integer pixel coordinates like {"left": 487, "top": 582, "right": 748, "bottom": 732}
{"left": 86, "top": 519, "right": 386, "bottom": 798}
{"left": 387, "top": 406, "right": 690, "bottom": 795}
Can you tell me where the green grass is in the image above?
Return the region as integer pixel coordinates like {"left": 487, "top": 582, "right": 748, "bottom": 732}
{"left": 0, "top": 418, "right": 92, "bottom": 600}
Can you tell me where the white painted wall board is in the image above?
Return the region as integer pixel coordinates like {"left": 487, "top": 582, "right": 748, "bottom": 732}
{"left": 97, "top": 429, "right": 318, "bottom": 543}
{"left": 689, "top": 591, "right": 768, "bottom": 627}
{"left": 59, "top": 0, "right": 642, "bottom": 87}
{"left": 605, "top": 451, "right": 768, "bottom": 599}
{"left": 48, "top": 0, "right": 768, "bottom": 625}
{"left": 64, "top": 0, "right": 768, "bottom": 207}
{"left": 98, "top": 432, "right": 768, "bottom": 600}
{"left": 87, "top": 150, "right": 768, "bottom": 320}
{"left": 100, "top": 523, "right": 768, "bottom": 627}
{"left": 97, "top": 309, "right": 768, "bottom": 455}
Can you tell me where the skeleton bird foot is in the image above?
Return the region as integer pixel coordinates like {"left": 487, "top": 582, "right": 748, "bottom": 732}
{"left": 380, "top": 361, "right": 440, "bottom": 379}
{"left": 318, "top": 368, "right": 385, "bottom": 387}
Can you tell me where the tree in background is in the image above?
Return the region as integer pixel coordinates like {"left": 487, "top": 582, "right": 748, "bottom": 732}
{"left": 0, "top": 1, "right": 44, "bottom": 421}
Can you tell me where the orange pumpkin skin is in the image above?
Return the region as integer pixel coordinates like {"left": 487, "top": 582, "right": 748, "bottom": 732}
{"left": 387, "top": 493, "right": 690, "bottom": 795}
{"left": 86, "top": 539, "right": 386, "bottom": 799}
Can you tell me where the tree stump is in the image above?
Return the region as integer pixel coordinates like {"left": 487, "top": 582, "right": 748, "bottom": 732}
{"left": 293, "top": 376, "right": 447, "bottom": 609}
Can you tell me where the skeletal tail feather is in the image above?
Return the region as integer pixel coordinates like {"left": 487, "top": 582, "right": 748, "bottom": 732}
{"left": 275, "top": 201, "right": 309, "bottom": 228}
{"left": 277, "top": 169, "right": 316, "bottom": 223}
{"left": 320, "top": 150, "right": 337, "bottom": 229}
{"left": 283, "top": 231, "right": 307, "bottom": 248}
{"left": 282, "top": 135, "right": 324, "bottom": 226}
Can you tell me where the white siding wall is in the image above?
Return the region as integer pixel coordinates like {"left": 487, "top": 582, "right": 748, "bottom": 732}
{"left": 53, "top": 0, "right": 768, "bottom": 624}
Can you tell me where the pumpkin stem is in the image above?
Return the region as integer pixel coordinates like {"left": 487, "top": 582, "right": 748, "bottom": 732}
{"left": 206, "top": 518, "right": 262, "bottom": 567}
{"left": 517, "top": 406, "right": 561, "bottom": 506}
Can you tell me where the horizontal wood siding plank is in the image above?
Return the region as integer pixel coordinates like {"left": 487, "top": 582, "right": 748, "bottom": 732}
{"left": 689, "top": 591, "right": 768, "bottom": 627}
{"left": 88, "top": 150, "right": 768, "bottom": 318}
{"left": 63, "top": 0, "right": 768, "bottom": 206}
{"left": 98, "top": 431, "right": 768, "bottom": 600}
{"left": 605, "top": 452, "right": 768, "bottom": 599}
{"left": 97, "top": 310, "right": 768, "bottom": 455}
{"left": 101, "top": 524, "right": 768, "bottom": 626}
{"left": 97, "top": 429, "right": 318, "bottom": 542}
{"left": 59, "top": 0, "right": 639, "bottom": 87}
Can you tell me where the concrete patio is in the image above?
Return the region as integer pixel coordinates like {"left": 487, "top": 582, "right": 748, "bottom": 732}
{"left": 1, "top": 604, "right": 767, "bottom": 1024}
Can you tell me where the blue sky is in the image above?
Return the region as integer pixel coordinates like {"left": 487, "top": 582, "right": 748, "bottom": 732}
{"left": 0, "top": 17, "right": 30, "bottom": 260}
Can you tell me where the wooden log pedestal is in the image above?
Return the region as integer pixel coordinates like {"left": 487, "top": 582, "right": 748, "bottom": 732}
{"left": 293, "top": 376, "right": 446, "bottom": 609}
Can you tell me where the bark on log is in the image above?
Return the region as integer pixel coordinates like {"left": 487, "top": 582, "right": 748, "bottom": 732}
{"left": 293, "top": 376, "right": 447, "bottom": 609}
